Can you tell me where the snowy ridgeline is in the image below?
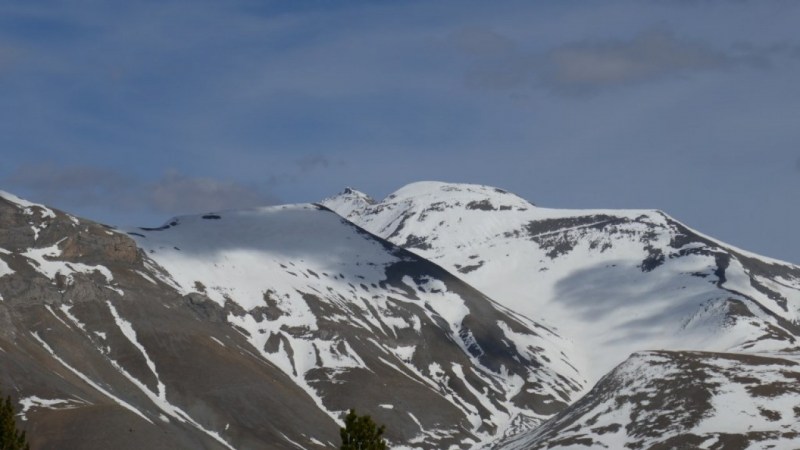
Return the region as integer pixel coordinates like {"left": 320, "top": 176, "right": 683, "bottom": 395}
{"left": 324, "top": 181, "right": 800, "bottom": 382}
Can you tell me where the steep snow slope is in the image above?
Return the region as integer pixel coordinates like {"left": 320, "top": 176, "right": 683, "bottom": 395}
{"left": 497, "top": 350, "right": 800, "bottom": 449}
{"left": 323, "top": 182, "right": 800, "bottom": 382}
{"left": 126, "top": 203, "right": 586, "bottom": 447}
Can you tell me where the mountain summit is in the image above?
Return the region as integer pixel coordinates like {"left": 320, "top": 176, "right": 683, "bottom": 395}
{"left": 323, "top": 181, "right": 800, "bottom": 382}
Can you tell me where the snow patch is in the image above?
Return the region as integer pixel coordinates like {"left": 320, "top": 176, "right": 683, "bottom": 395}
{"left": 106, "top": 301, "right": 235, "bottom": 449}
{"left": 0, "top": 191, "right": 56, "bottom": 218}
{"left": 22, "top": 243, "right": 114, "bottom": 285}
{"left": 18, "top": 396, "right": 86, "bottom": 420}
{"left": 0, "top": 257, "right": 14, "bottom": 279}
{"left": 31, "top": 332, "right": 152, "bottom": 423}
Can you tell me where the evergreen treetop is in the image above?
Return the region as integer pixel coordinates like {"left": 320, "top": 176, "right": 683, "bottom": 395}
{"left": 339, "top": 408, "right": 387, "bottom": 450}
{"left": 1, "top": 392, "right": 30, "bottom": 450}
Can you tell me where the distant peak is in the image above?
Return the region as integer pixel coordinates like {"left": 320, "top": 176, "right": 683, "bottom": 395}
{"left": 340, "top": 187, "right": 367, "bottom": 197}
{"left": 321, "top": 187, "right": 376, "bottom": 219}
{"left": 384, "top": 181, "right": 533, "bottom": 205}
{"left": 335, "top": 187, "right": 374, "bottom": 203}
{"left": 323, "top": 181, "right": 540, "bottom": 223}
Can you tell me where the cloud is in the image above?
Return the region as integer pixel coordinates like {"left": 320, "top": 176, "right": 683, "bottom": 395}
{"left": 542, "top": 30, "right": 750, "bottom": 90}
{"left": 295, "top": 154, "right": 346, "bottom": 173}
{"left": 148, "top": 171, "right": 278, "bottom": 214}
{"left": 5, "top": 163, "right": 137, "bottom": 206}
{"left": 296, "top": 155, "right": 331, "bottom": 172}
{"left": 449, "top": 26, "right": 516, "bottom": 57}
{"left": 459, "top": 28, "right": 772, "bottom": 94}
{"left": 3, "top": 164, "right": 279, "bottom": 219}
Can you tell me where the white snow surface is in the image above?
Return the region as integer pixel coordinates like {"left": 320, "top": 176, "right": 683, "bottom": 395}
{"left": 0, "top": 248, "right": 11, "bottom": 301}
{"left": 131, "top": 204, "right": 403, "bottom": 310}
{"left": 323, "top": 181, "right": 800, "bottom": 383}
{"left": 21, "top": 242, "right": 114, "bottom": 288}
{"left": 0, "top": 256, "right": 12, "bottom": 279}
{"left": 30, "top": 331, "right": 152, "bottom": 423}
{"left": 18, "top": 396, "right": 86, "bottom": 421}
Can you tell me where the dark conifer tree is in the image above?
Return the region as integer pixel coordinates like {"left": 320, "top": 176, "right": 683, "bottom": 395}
{"left": 0, "top": 393, "right": 30, "bottom": 450}
{"left": 339, "top": 409, "right": 387, "bottom": 450}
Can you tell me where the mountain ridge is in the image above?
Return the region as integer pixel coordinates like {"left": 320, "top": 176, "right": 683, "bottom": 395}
{"left": 322, "top": 181, "right": 800, "bottom": 378}
{"left": 0, "top": 189, "right": 585, "bottom": 449}
{"left": 2, "top": 183, "right": 800, "bottom": 449}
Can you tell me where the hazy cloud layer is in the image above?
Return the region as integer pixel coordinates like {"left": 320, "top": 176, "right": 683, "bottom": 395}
{"left": 296, "top": 155, "right": 347, "bottom": 173}
{"left": 542, "top": 30, "right": 758, "bottom": 90}
{"left": 3, "top": 165, "right": 279, "bottom": 218}
{"left": 296, "top": 155, "right": 332, "bottom": 172}
{"left": 149, "top": 171, "right": 278, "bottom": 214}
{"left": 459, "top": 28, "right": 779, "bottom": 94}
{"left": 6, "top": 164, "right": 137, "bottom": 207}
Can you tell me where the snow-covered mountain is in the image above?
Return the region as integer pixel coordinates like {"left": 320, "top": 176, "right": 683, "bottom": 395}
{"left": 0, "top": 192, "right": 341, "bottom": 449}
{"left": 323, "top": 182, "right": 800, "bottom": 382}
{"left": 0, "top": 190, "right": 583, "bottom": 449}
{"left": 127, "top": 202, "right": 586, "bottom": 447}
{"left": 2, "top": 181, "right": 800, "bottom": 449}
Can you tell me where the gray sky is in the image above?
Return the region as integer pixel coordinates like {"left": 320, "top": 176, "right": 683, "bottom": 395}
{"left": 1, "top": 0, "right": 799, "bottom": 264}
